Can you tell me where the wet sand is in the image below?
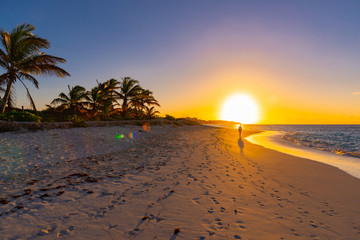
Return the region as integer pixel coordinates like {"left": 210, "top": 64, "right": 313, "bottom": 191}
{"left": 0, "top": 125, "right": 359, "bottom": 239}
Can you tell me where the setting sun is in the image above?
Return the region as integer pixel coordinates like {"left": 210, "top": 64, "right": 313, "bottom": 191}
{"left": 220, "top": 94, "right": 259, "bottom": 124}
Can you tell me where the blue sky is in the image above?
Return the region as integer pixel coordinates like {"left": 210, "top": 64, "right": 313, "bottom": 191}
{"left": 1, "top": 0, "right": 360, "bottom": 122}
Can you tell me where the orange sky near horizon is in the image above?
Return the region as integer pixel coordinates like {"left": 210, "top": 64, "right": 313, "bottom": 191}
{"left": 159, "top": 67, "right": 360, "bottom": 124}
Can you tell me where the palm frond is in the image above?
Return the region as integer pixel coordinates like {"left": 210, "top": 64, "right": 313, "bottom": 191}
{"left": 0, "top": 73, "right": 8, "bottom": 86}
{"left": 51, "top": 98, "right": 68, "bottom": 106}
{"left": 24, "top": 64, "right": 70, "bottom": 77}
{"left": 18, "top": 78, "right": 37, "bottom": 112}
{"left": 17, "top": 72, "right": 39, "bottom": 88}
{"left": 58, "top": 92, "right": 70, "bottom": 101}
{"left": 0, "top": 49, "right": 8, "bottom": 68}
{"left": 20, "top": 54, "right": 67, "bottom": 67}
{"left": 0, "top": 31, "right": 11, "bottom": 56}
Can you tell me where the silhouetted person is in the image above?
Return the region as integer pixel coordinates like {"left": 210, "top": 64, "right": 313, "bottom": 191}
{"left": 238, "top": 124, "right": 242, "bottom": 138}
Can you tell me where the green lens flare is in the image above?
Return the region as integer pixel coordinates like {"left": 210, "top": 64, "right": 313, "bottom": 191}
{"left": 115, "top": 134, "right": 124, "bottom": 139}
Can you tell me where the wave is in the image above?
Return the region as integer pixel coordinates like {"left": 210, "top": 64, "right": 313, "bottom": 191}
{"left": 282, "top": 131, "right": 360, "bottom": 158}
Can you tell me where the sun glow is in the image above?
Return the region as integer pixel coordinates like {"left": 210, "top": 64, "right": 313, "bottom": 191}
{"left": 220, "top": 94, "right": 259, "bottom": 124}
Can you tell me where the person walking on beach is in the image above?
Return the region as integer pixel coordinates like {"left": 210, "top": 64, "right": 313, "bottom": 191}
{"left": 238, "top": 124, "right": 242, "bottom": 138}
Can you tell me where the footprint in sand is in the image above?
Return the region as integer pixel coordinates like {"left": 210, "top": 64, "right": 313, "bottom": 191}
{"left": 236, "top": 220, "right": 246, "bottom": 229}
{"left": 274, "top": 212, "right": 284, "bottom": 219}
{"left": 37, "top": 224, "right": 57, "bottom": 236}
{"left": 289, "top": 228, "right": 301, "bottom": 236}
{"left": 211, "top": 197, "right": 220, "bottom": 205}
{"left": 215, "top": 218, "right": 224, "bottom": 229}
{"left": 192, "top": 197, "right": 201, "bottom": 205}
{"left": 208, "top": 208, "right": 215, "bottom": 214}
{"left": 56, "top": 226, "right": 74, "bottom": 237}
{"left": 234, "top": 208, "right": 245, "bottom": 214}
{"left": 310, "top": 234, "right": 320, "bottom": 240}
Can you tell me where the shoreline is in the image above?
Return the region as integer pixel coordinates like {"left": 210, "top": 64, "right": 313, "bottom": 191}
{"left": 1, "top": 126, "right": 359, "bottom": 239}
{"left": 246, "top": 130, "right": 360, "bottom": 180}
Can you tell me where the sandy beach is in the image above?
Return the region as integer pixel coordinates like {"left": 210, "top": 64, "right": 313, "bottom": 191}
{"left": 0, "top": 125, "right": 360, "bottom": 239}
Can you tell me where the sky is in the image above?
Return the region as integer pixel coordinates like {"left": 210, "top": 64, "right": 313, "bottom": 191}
{"left": 1, "top": 0, "right": 360, "bottom": 124}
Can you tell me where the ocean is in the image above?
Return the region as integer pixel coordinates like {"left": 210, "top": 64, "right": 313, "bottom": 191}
{"left": 242, "top": 124, "right": 360, "bottom": 179}
{"left": 244, "top": 125, "right": 360, "bottom": 158}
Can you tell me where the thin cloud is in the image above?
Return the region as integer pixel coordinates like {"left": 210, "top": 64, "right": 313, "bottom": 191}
{"left": 352, "top": 92, "right": 360, "bottom": 95}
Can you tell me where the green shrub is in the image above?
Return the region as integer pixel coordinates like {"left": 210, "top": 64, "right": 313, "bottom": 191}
{"left": 68, "top": 115, "right": 87, "bottom": 128}
{"left": 0, "top": 111, "right": 42, "bottom": 122}
{"left": 164, "top": 114, "right": 175, "bottom": 120}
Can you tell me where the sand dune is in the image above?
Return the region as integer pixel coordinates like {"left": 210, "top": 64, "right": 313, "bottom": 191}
{"left": 0, "top": 125, "right": 359, "bottom": 239}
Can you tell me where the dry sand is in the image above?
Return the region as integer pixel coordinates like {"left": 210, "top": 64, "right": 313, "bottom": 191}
{"left": 0, "top": 125, "right": 359, "bottom": 239}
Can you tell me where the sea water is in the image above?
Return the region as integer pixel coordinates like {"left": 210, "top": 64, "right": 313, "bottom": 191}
{"left": 245, "top": 125, "right": 360, "bottom": 158}
{"left": 243, "top": 124, "right": 360, "bottom": 179}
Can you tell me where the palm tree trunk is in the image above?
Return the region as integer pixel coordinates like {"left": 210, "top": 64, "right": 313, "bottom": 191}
{"left": 121, "top": 98, "right": 127, "bottom": 117}
{"left": 0, "top": 78, "right": 14, "bottom": 113}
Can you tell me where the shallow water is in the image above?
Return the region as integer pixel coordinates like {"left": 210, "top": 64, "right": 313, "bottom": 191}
{"left": 245, "top": 125, "right": 360, "bottom": 158}
{"left": 246, "top": 131, "right": 360, "bottom": 179}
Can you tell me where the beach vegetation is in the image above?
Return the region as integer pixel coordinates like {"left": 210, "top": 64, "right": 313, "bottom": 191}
{"left": 164, "top": 114, "right": 176, "bottom": 120}
{"left": 51, "top": 85, "right": 88, "bottom": 115}
{"left": 68, "top": 114, "right": 87, "bottom": 128}
{"left": 0, "top": 23, "right": 70, "bottom": 114}
{"left": 0, "top": 110, "right": 42, "bottom": 122}
{"left": 130, "top": 89, "right": 160, "bottom": 119}
{"left": 48, "top": 77, "right": 161, "bottom": 122}
{"left": 144, "top": 106, "right": 160, "bottom": 119}
{"left": 86, "top": 78, "right": 120, "bottom": 120}
{"left": 114, "top": 77, "right": 142, "bottom": 118}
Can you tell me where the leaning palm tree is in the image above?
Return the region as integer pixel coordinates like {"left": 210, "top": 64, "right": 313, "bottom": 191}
{"left": 114, "top": 77, "right": 142, "bottom": 118}
{"left": 0, "top": 23, "right": 70, "bottom": 113}
{"left": 51, "top": 85, "right": 88, "bottom": 114}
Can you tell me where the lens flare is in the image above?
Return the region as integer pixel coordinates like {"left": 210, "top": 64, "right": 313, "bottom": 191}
{"left": 115, "top": 134, "right": 124, "bottom": 139}
{"left": 143, "top": 123, "right": 151, "bottom": 131}
{"left": 129, "top": 132, "right": 138, "bottom": 139}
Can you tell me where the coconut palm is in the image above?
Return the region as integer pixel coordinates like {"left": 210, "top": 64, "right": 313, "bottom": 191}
{"left": 144, "top": 106, "right": 160, "bottom": 119}
{"left": 87, "top": 86, "right": 103, "bottom": 115}
{"left": 51, "top": 85, "right": 88, "bottom": 114}
{"left": 0, "top": 23, "right": 70, "bottom": 113}
{"left": 131, "top": 88, "right": 160, "bottom": 118}
{"left": 96, "top": 78, "right": 119, "bottom": 107}
{"left": 115, "top": 77, "right": 141, "bottom": 118}
{"left": 87, "top": 78, "right": 119, "bottom": 119}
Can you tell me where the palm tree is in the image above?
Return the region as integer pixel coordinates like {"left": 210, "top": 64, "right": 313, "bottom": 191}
{"left": 115, "top": 77, "right": 141, "bottom": 118}
{"left": 87, "top": 86, "right": 103, "bottom": 115}
{"left": 131, "top": 88, "right": 160, "bottom": 118}
{"left": 144, "top": 106, "right": 160, "bottom": 119}
{"left": 51, "top": 85, "right": 88, "bottom": 114}
{"left": 87, "top": 78, "right": 119, "bottom": 119}
{"left": 0, "top": 23, "right": 70, "bottom": 113}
